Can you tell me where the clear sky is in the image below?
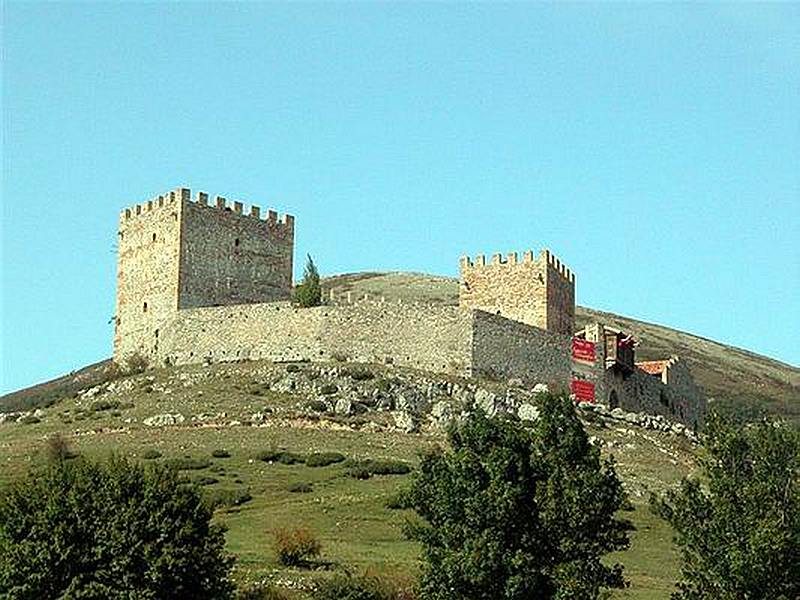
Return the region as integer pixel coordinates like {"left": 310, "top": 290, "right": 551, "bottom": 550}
{"left": 2, "top": 2, "right": 799, "bottom": 393}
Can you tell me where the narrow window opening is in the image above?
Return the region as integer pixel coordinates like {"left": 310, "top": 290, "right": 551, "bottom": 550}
{"left": 143, "top": 302, "right": 148, "bottom": 313}
{"left": 154, "top": 329, "right": 159, "bottom": 338}
{"left": 234, "top": 238, "right": 240, "bottom": 247}
{"left": 152, "top": 233, "right": 157, "bottom": 242}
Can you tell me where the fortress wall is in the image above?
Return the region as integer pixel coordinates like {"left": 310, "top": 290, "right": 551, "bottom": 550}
{"left": 471, "top": 310, "right": 572, "bottom": 388}
{"left": 178, "top": 191, "right": 294, "bottom": 309}
{"left": 157, "top": 301, "right": 472, "bottom": 374}
{"left": 321, "top": 301, "right": 473, "bottom": 375}
{"left": 114, "top": 191, "right": 183, "bottom": 363}
{"left": 603, "top": 364, "right": 705, "bottom": 429}
{"left": 662, "top": 359, "right": 707, "bottom": 428}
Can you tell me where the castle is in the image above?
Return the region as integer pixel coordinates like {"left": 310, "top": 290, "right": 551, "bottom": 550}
{"left": 114, "top": 187, "right": 706, "bottom": 428}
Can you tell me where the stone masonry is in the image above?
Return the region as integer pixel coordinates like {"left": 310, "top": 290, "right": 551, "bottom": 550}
{"left": 113, "top": 186, "right": 704, "bottom": 427}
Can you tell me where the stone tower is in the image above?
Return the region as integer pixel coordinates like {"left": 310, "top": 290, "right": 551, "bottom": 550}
{"left": 459, "top": 249, "right": 575, "bottom": 335}
{"left": 113, "top": 187, "right": 294, "bottom": 363}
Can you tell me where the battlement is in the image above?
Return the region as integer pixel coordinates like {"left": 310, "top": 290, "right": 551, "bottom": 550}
{"left": 459, "top": 248, "right": 575, "bottom": 283}
{"left": 120, "top": 187, "right": 294, "bottom": 232}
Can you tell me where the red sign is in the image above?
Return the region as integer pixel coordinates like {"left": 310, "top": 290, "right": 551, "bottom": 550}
{"left": 571, "top": 379, "right": 595, "bottom": 403}
{"left": 572, "top": 338, "right": 596, "bottom": 364}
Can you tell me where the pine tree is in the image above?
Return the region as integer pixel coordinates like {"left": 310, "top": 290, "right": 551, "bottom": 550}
{"left": 294, "top": 254, "right": 322, "bottom": 307}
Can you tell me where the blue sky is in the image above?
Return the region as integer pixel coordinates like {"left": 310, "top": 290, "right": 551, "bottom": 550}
{"left": 2, "top": 2, "right": 798, "bottom": 393}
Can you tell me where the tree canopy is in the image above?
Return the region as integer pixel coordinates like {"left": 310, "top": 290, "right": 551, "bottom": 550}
{"left": 0, "top": 456, "right": 235, "bottom": 600}
{"left": 404, "top": 393, "right": 631, "bottom": 600}
{"left": 653, "top": 413, "right": 800, "bottom": 600}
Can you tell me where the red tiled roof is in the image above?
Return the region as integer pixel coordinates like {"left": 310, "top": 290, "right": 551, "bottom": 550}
{"left": 636, "top": 360, "right": 669, "bottom": 375}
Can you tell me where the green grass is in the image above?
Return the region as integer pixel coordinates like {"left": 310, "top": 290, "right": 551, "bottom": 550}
{"left": 0, "top": 359, "right": 694, "bottom": 598}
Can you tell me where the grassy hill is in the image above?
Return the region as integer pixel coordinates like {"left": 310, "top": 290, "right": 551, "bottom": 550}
{"left": 1, "top": 270, "right": 797, "bottom": 599}
{"left": 321, "top": 271, "right": 800, "bottom": 423}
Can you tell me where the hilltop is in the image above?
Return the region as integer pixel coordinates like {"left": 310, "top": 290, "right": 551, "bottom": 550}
{"left": 321, "top": 272, "right": 800, "bottom": 423}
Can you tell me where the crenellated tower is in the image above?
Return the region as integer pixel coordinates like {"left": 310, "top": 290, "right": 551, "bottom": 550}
{"left": 113, "top": 187, "right": 294, "bottom": 363}
{"left": 459, "top": 248, "right": 575, "bottom": 335}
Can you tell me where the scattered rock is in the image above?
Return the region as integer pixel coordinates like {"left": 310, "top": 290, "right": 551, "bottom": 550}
{"left": 517, "top": 403, "right": 540, "bottom": 421}
{"left": 393, "top": 410, "right": 417, "bottom": 433}
{"left": 143, "top": 413, "right": 185, "bottom": 427}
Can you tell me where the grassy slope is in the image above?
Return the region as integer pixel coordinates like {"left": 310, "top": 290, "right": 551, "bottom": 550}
{"left": 0, "top": 360, "right": 689, "bottom": 599}
{"left": 321, "top": 272, "right": 800, "bottom": 422}
{"left": 1, "top": 270, "right": 797, "bottom": 598}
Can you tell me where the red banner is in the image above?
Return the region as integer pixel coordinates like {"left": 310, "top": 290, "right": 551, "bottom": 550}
{"left": 572, "top": 338, "right": 596, "bottom": 364}
{"left": 571, "top": 379, "right": 595, "bottom": 403}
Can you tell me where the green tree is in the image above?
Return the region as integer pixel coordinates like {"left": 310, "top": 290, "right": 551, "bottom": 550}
{"left": 0, "top": 455, "right": 235, "bottom": 599}
{"left": 652, "top": 413, "right": 800, "bottom": 600}
{"left": 404, "top": 393, "right": 630, "bottom": 600}
{"left": 294, "top": 254, "right": 322, "bottom": 308}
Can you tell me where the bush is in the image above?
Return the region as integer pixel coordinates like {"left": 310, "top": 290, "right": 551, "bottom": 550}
{"left": 204, "top": 488, "right": 253, "bottom": 510}
{"left": 273, "top": 527, "right": 321, "bottom": 567}
{"left": 91, "top": 399, "right": 121, "bottom": 412}
{"left": 312, "top": 570, "right": 415, "bottom": 600}
{"left": 294, "top": 255, "right": 322, "bottom": 308}
{"left": 403, "top": 393, "right": 631, "bottom": 598}
{"left": 345, "top": 459, "right": 412, "bottom": 479}
{"left": 44, "top": 433, "right": 77, "bottom": 463}
{"left": 285, "top": 364, "right": 300, "bottom": 373}
{"left": 212, "top": 449, "right": 232, "bottom": 458}
{"left": 197, "top": 476, "right": 220, "bottom": 486}
{"left": 255, "top": 449, "right": 306, "bottom": 465}
{"left": 652, "top": 413, "right": 800, "bottom": 599}
{"left": 306, "top": 452, "right": 346, "bottom": 468}
{"left": 142, "top": 449, "right": 162, "bottom": 460}
{"left": 319, "top": 384, "right": 338, "bottom": 396}
{"left": 18, "top": 414, "right": 41, "bottom": 425}
{"left": 165, "top": 456, "right": 212, "bottom": 471}
{"left": 288, "top": 482, "right": 313, "bottom": 493}
{"left": 0, "top": 456, "right": 235, "bottom": 598}
{"left": 306, "top": 399, "right": 329, "bottom": 413}
{"left": 343, "top": 367, "right": 375, "bottom": 381}
{"left": 124, "top": 351, "right": 149, "bottom": 374}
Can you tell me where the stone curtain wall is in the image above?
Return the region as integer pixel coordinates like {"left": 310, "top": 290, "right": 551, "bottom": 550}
{"left": 113, "top": 191, "right": 183, "bottom": 362}
{"left": 471, "top": 310, "right": 572, "bottom": 388}
{"left": 662, "top": 358, "right": 707, "bottom": 428}
{"left": 459, "top": 249, "right": 575, "bottom": 336}
{"left": 178, "top": 191, "right": 294, "bottom": 309}
{"left": 157, "top": 300, "right": 473, "bottom": 376}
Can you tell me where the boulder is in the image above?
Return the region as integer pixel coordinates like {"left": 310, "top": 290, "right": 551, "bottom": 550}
{"left": 474, "top": 388, "right": 499, "bottom": 416}
{"left": 143, "top": 413, "right": 185, "bottom": 427}
{"left": 335, "top": 397, "right": 353, "bottom": 416}
{"left": 517, "top": 403, "right": 540, "bottom": 421}
{"left": 532, "top": 383, "right": 549, "bottom": 394}
{"left": 393, "top": 410, "right": 417, "bottom": 433}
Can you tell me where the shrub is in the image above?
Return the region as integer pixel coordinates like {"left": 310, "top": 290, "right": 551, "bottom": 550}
{"left": 285, "top": 364, "right": 300, "bottom": 373}
{"left": 312, "top": 570, "right": 416, "bottom": 600}
{"left": 0, "top": 456, "right": 235, "bottom": 598}
{"left": 343, "top": 367, "right": 375, "bottom": 381}
{"left": 205, "top": 488, "right": 253, "bottom": 510}
{"left": 91, "top": 399, "right": 121, "bottom": 412}
{"left": 142, "top": 449, "right": 162, "bottom": 460}
{"left": 124, "top": 351, "right": 149, "bottom": 374}
{"left": 288, "top": 482, "right": 313, "bottom": 493}
{"left": 256, "top": 449, "right": 306, "bottom": 465}
{"left": 277, "top": 452, "right": 306, "bottom": 465}
{"left": 44, "top": 433, "right": 77, "bottom": 463}
{"left": 294, "top": 254, "right": 322, "bottom": 308}
{"left": 165, "top": 456, "right": 212, "bottom": 471}
{"left": 403, "top": 393, "right": 631, "bottom": 598}
{"left": 212, "top": 449, "right": 232, "bottom": 458}
{"left": 651, "top": 413, "right": 800, "bottom": 599}
{"left": 18, "top": 414, "right": 40, "bottom": 425}
{"left": 345, "top": 459, "right": 412, "bottom": 479}
{"left": 273, "top": 527, "right": 321, "bottom": 567}
{"left": 319, "top": 384, "right": 338, "bottom": 396}
{"left": 197, "top": 476, "right": 220, "bottom": 486}
{"left": 306, "top": 452, "right": 346, "bottom": 467}
{"left": 306, "top": 399, "right": 329, "bottom": 413}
